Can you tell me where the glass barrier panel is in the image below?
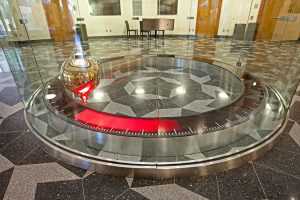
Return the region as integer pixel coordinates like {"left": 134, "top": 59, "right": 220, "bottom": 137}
{"left": 0, "top": 0, "right": 44, "bottom": 105}
{"left": 240, "top": 0, "right": 300, "bottom": 109}
{"left": 1, "top": 0, "right": 299, "bottom": 169}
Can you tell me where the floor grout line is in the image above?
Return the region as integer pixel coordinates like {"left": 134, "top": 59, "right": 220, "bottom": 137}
{"left": 253, "top": 162, "right": 300, "bottom": 180}
{"left": 215, "top": 174, "right": 221, "bottom": 200}
{"left": 273, "top": 146, "right": 300, "bottom": 156}
{"left": 18, "top": 145, "right": 38, "bottom": 164}
{"left": 113, "top": 188, "right": 130, "bottom": 200}
{"left": 0, "top": 131, "right": 28, "bottom": 152}
{"left": 0, "top": 129, "right": 29, "bottom": 134}
{"left": 81, "top": 179, "right": 86, "bottom": 200}
{"left": 251, "top": 162, "right": 268, "bottom": 199}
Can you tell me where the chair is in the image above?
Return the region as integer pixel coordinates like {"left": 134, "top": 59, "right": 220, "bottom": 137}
{"left": 155, "top": 30, "right": 165, "bottom": 39}
{"left": 125, "top": 21, "right": 138, "bottom": 39}
{"left": 139, "top": 21, "right": 150, "bottom": 39}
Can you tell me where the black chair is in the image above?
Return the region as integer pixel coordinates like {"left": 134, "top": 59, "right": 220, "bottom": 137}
{"left": 139, "top": 21, "right": 150, "bottom": 39}
{"left": 125, "top": 21, "right": 138, "bottom": 39}
{"left": 155, "top": 30, "right": 165, "bottom": 39}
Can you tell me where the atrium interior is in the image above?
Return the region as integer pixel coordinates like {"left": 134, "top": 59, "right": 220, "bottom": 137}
{"left": 0, "top": 0, "right": 300, "bottom": 199}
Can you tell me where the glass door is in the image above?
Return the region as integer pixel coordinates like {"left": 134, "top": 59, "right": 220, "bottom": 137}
{"left": 0, "top": 0, "right": 44, "bottom": 106}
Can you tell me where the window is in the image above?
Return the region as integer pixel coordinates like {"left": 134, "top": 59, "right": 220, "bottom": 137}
{"left": 88, "top": 0, "right": 121, "bottom": 16}
{"left": 132, "top": 0, "right": 142, "bottom": 16}
{"left": 157, "top": 0, "right": 178, "bottom": 15}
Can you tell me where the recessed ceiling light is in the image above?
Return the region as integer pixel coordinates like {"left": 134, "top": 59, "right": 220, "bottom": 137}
{"left": 218, "top": 91, "right": 229, "bottom": 98}
{"left": 45, "top": 94, "right": 56, "bottom": 99}
{"left": 94, "top": 91, "right": 104, "bottom": 99}
{"left": 135, "top": 88, "right": 145, "bottom": 94}
{"left": 176, "top": 86, "right": 186, "bottom": 94}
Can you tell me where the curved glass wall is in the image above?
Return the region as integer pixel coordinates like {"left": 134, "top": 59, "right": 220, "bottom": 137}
{"left": 0, "top": 0, "right": 299, "bottom": 167}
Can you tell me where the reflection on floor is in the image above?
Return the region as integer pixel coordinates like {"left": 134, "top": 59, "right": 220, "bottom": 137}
{"left": 2, "top": 37, "right": 300, "bottom": 106}
{"left": 0, "top": 73, "right": 300, "bottom": 199}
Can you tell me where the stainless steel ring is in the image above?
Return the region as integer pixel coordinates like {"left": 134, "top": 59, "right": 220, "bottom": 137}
{"left": 24, "top": 110, "right": 288, "bottom": 178}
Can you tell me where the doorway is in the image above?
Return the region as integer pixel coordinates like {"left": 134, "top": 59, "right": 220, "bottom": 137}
{"left": 195, "top": 0, "right": 222, "bottom": 38}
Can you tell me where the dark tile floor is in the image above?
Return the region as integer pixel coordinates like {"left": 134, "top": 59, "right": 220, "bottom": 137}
{"left": 0, "top": 41, "right": 300, "bottom": 199}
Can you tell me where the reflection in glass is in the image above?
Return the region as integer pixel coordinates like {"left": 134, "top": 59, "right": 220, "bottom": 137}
{"left": 132, "top": 0, "right": 142, "bottom": 16}
{"left": 88, "top": 0, "right": 121, "bottom": 16}
{"left": 157, "top": 0, "right": 178, "bottom": 15}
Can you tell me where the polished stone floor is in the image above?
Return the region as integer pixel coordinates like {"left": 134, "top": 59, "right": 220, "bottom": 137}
{"left": 0, "top": 71, "right": 300, "bottom": 199}
{"left": 1, "top": 37, "right": 300, "bottom": 199}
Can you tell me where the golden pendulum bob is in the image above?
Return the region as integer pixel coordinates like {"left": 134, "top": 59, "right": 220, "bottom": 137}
{"left": 60, "top": 52, "right": 100, "bottom": 105}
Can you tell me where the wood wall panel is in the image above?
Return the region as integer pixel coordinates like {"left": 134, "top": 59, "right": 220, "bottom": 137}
{"left": 256, "top": 0, "right": 300, "bottom": 41}
{"left": 196, "top": 0, "right": 222, "bottom": 38}
{"left": 42, "top": 0, "right": 74, "bottom": 41}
